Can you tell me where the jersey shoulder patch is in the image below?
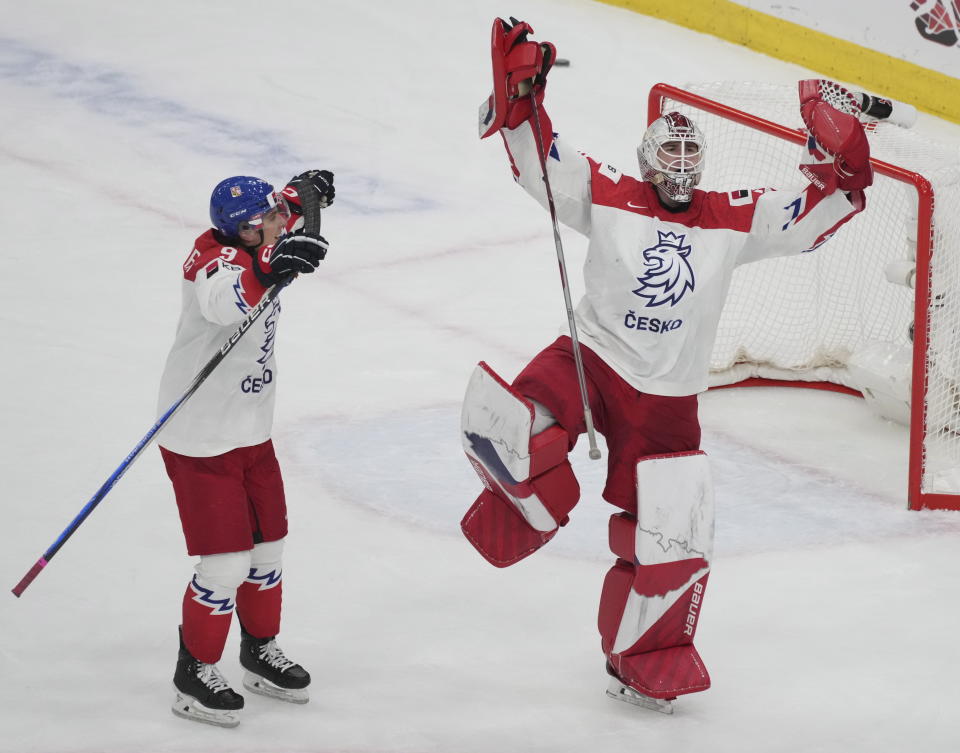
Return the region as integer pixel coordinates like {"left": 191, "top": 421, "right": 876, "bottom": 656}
{"left": 182, "top": 230, "right": 250, "bottom": 282}
{"left": 727, "top": 189, "right": 752, "bottom": 206}
{"left": 587, "top": 156, "right": 623, "bottom": 185}
{"left": 726, "top": 187, "right": 769, "bottom": 207}
{"left": 596, "top": 162, "right": 622, "bottom": 184}
{"left": 202, "top": 258, "right": 243, "bottom": 280}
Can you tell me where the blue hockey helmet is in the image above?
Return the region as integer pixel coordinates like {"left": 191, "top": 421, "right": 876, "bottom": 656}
{"left": 209, "top": 176, "right": 289, "bottom": 238}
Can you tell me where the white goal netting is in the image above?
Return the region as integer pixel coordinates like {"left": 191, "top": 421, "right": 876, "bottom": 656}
{"left": 657, "top": 82, "right": 960, "bottom": 502}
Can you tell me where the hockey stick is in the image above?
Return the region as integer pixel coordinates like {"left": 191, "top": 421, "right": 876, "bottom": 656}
{"left": 12, "top": 191, "right": 323, "bottom": 598}
{"left": 528, "top": 91, "right": 602, "bottom": 461}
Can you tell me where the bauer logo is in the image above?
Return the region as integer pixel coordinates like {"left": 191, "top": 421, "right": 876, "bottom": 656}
{"left": 632, "top": 231, "right": 695, "bottom": 307}
{"left": 683, "top": 580, "right": 705, "bottom": 637}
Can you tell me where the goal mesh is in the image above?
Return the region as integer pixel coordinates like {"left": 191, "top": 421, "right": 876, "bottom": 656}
{"left": 653, "top": 82, "right": 960, "bottom": 507}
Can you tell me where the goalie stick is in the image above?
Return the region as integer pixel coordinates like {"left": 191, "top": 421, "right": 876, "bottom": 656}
{"left": 11, "top": 189, "right": 323, "bottom": 598}
{"left": 528, "top": 90, "right": 602, "bottom": 461}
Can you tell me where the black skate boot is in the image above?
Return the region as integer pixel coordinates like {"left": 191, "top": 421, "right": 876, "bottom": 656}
{"left": 239, "top": 628, "right": 311, "bottom": 704}
{"left": 172, "top": 628, "right": 244, "bottom": 728}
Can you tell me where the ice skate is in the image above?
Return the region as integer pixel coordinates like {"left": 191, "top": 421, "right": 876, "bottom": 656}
{"left": 172, "top": 637, "right": 244, "bottom": 728}
{"left": 604, "top": 660, "right": 676, "bottom": 715}
{"left": 240, "top": 629, "right": 311, "bottom": 704}
{"left": 605, "top": 675, "right": 675, "bottom": 714}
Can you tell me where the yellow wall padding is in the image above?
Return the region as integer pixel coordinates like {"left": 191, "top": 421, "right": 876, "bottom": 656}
{"left": 594, "top": 0, "right": 960, "bottom": 123}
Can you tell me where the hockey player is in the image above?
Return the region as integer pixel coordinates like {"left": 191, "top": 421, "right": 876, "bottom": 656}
{"left": 157, "top": 170, "right": 334, "bottom": 727}
{"left": 462, "top": 18, "right": 873, "bottom": 712}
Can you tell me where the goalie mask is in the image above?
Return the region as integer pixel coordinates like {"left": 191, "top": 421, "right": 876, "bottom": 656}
{"left": 637, "top": 112, "right": 706, "bottom": 204}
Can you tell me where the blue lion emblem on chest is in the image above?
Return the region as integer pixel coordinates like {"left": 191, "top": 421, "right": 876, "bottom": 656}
{"left": 632, "top": 230, "right": 696, "bottom": 307}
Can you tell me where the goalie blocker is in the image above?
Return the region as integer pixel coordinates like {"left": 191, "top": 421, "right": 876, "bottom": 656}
{"left": 460, "top": 362, "right": 579, "bottom": 567}
{"left": 478, "top": 17, "right": 556, "bottom": 142}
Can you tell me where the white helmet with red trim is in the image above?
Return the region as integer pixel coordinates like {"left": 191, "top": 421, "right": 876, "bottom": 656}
{"left": 637, "top": 112, "right": 706, "bottom": 204}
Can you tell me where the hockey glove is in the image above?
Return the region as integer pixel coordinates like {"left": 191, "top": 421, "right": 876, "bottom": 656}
{"left": 501, "top": 17, "right": 555, "bottom": 95}
{"left": 285, "top": 170, "right": 335, "bottom": 215}
{"left": 264, "top": 230, "right": 328, "bottom": 283}
{"left": 479, "top": 17, "right": 556, "bottom": 137}
{"left": 799, "top": 80, "right": 873, "bottom": 191}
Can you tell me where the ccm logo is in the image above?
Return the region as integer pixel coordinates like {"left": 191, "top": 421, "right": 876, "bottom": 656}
{"left": 683, "top": 581, "right": 705, "bottom": 637}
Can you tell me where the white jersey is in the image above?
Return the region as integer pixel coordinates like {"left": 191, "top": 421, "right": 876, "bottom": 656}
{"left": 501, "top": 116, "right": 865, "bottom": 396}
{"left": 157, "top": 229, "right": 281, "bottom": 457}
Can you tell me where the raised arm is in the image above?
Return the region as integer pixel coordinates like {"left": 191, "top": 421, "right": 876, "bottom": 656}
{"left": 478, "top": 17, "right": 592, "bottom": 235}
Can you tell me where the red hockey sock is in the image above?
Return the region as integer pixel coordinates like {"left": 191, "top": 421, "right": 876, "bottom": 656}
{"left": 181, "top": 575, "right": 235, "bottom": 664}
{"left": 236, "top": 570, "right": 282, "bottom": 639}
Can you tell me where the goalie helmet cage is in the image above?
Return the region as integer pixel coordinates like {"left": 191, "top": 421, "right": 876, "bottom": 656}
{"left": 648, "top": 82, "right": 960, "bottom": 511}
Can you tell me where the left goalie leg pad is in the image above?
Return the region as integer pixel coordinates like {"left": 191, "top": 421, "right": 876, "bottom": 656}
{"left": 461, "top": 362, "right": 579, "bottom": 567}
{"left": 599, "top": 451, "right": 715, "bottom": 699}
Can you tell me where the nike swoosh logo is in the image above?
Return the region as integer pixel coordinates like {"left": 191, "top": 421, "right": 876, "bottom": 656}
{"left": 626, "top": 202, "right": 647, "bottom": 209}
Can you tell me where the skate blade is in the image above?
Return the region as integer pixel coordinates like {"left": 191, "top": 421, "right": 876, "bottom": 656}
{"left": 171, "top": 691, "right": 241, "bottom": 728}
{"left": 243, "top": 671, "right": 309, "bottom": 704}
{"left": 606, "top": 678, "right": 675, "bottom": 715}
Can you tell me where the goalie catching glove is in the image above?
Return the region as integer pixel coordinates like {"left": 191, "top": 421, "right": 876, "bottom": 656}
{"left": 798, "top": 79, "right": 873, "bottom": 192}
{"left": 479, "top": 17, "right": 556, "bottom": 138}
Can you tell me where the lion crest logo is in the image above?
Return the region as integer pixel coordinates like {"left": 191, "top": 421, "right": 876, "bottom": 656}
{"left": 632, "top": 231, "right": 696, "bottom": 307}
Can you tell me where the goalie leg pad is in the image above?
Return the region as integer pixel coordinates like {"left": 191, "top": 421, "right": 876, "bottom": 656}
{"left": 598, "top": 451, "right": 715, "bottom": 698}
{"left": 461, "top": 362, "right": 580, "bottom": 567}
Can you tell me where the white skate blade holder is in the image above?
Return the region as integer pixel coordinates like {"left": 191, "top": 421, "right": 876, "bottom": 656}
{"left": 171, "top": 691, "right": 241, "bottom": 728}
{"left": 606, "top": 677, "right": 675, "bottom": 715}
{"left": 243, "top": 671, "right": 309, "bottom": 704}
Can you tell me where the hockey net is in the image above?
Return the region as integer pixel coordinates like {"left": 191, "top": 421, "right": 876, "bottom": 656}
{"left": 649, "top": 82, "right": 960, "bottom": 510}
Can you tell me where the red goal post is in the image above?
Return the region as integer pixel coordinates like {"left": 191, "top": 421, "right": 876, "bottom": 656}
{"left": 648, "top": 82, "right": 960, "bottom": 511}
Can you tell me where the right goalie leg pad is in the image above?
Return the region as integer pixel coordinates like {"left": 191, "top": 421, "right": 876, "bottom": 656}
{"left": 461, "top": 362, "right": 580, "bottom": 567}
{"left": 598, "top": 451, "right": 715, "bottom": 699}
